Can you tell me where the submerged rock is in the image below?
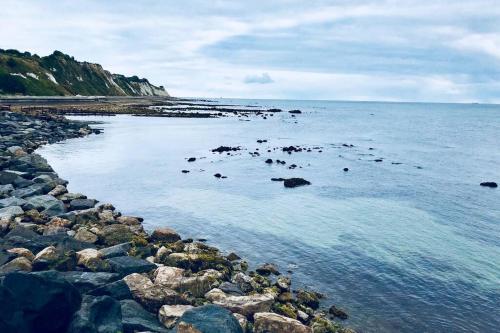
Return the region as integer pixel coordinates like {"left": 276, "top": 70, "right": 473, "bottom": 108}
{"left": 480, "top": 182, "right": 497, "bottom": 188}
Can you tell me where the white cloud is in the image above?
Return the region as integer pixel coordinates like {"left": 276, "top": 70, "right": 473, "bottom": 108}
{"left": 244, "top": 72, "right": 273, "bottom": 84}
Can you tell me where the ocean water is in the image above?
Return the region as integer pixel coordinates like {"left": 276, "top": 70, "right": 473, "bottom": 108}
{"left": 38, "top": 99, "right": 500, "bottom": 332}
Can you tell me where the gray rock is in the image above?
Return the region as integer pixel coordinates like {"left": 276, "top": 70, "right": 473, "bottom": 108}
{"left": 120, "top": 299, "right": 169, "bottom": 333}
{"left": 176, "top": 304, "right": 243, "bottom": 333}
{"left": 0, "top": 184, "right": 14, "bottom": 197}
{"left": 219, "top": 282, "right": 245, "bottom": 296}
{"left": 106, "top": 256, "right": 156, "bottom": 276}
{"left": 25, "top": 195, "right": 65, "bottom": 216}
{"left": 69, "top": 198, "right": 98, "bottom": 211}
{"left": 67, "top": 295, "right": 123, "bottom": 333}
{"left": 0, "top": 205, "right": 24, "bottom": 220}
{"left": 99, "top": 242, "right": 132, "bottom": 259}
{"left": 0, "top": 196, "right": 27, "bottom": 209}
{"left": 10, "top": 183, "right": 45, "bottom": 198}
{"left": 88, "top": 279, "right": 133, "bottom": 300}
{"left": 34, "top": 270, "right": 121, "bottom": 293}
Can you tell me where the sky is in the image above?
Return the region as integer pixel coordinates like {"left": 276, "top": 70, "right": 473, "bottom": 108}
{"left": 1, "top": 0, "right": 500, "bottom": 102}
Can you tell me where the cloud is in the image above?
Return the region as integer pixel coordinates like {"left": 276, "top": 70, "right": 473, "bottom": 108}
{"left": 243, "top": 72, "right": 273, "bottom": 84}
{"left": 1, "top": 0, "right": 500, "bottom": 102}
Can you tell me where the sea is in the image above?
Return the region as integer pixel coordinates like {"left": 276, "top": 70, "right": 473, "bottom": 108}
{"left": 38, "top": 99, "right": 500, "bottom": 332}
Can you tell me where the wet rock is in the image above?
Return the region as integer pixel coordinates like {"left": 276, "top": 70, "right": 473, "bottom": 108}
{"left": 116, "top": 215, "right": 142, "bottom": 226}
{"left": 219, "top": 281, "right": 245, "bottom": 296}
{"left": 295, "top": 290, "right": 321, "bottom": 309}
{"left": 151, "top": 227, "right": 181, "bottom": 243}
{"left": 67, "top": 295, "right": 123, "bottom": 333}
{"left": 480, "top": 182, "right": 497, "bottom": 188}
{"left": 289, "top": 110, "right": 302, "bottom": 114}
{"left": 181, "top": 170, "right": 190, "bottom": 173}
{"left": 212, "top": 146, "right": 241, "bottom": 153}
{"left": 205, "top": 288, "right": 275, "bottom": 317}
{"left": 232, "top": 272, "right": 254, "bottom": 293}
{"left": 227, "top": 252, "right": 241, "bottom": 261}
{"left": 187, "top": 157, "right": 196, "bottom": 162}
{"left": 256, "top": 263, "right": 280, "bottom": 276}
{"left": 276, "top": 276, "right": 291, "bottom": 291}
{"left": 0, "top": 271, "right": 81, "bottom": 333}
{"left": 106, "top": 255, "right": 156, "bottom": 276}
{"left": 329, "top": 305, "right": 349, "bottom": 320}
{"left": 74, "top": 228, "right": 98, "bottom": 243}
{"left": 343, "top": 167, "right": 349, "bottom": 172}
{"left": 265, "top": 159, "right": 273, "bottom": 164}
{"left": 271, "top": 178, "right": 285, "bottom": 182}
{"left": 0, "top": 256, "right": 32, "bottom": 273}
{"left": 214, "top": 173, "right": 222, "bottom": 178}
{"left": 69, "top": 198, "right": 97, "bottom": 211}
{"left": 49, "top": 271, "right": 120, "bottom": 293}
{"left": 120, "top": 299, "right": 169, "bottom": 333}
{"left": 253, "top": 312, "right": 311, "bottom": 333}
{"left": 283, "top": 178, "right": 311, "bottom": 188}
{"left": 158, "top": 304, "right": 194, "bottom": 329}
{"left": 176, "top": 304, "right": 243, "bottom": 333}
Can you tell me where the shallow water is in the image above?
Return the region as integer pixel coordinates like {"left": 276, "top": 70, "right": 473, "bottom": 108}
{"left": 38, "top": 99, "right": 500, "bottom": 332}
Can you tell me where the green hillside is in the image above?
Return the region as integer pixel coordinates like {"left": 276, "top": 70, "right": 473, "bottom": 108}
{"left": 0, "top": 49, "right": 168, "bottom": 96}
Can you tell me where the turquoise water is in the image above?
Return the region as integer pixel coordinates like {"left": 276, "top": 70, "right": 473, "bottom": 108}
{"left": 38, "top": 100, "right": 500, "bottom": 332}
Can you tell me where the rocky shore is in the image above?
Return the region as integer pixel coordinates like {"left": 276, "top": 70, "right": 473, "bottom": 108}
{"left": 0, "top": 110, "right": 355, "bottom": 333}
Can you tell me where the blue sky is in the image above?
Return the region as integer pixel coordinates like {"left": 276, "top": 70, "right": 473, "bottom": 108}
{"left": 2, "top": 0, "right": 500, "bottom": 102}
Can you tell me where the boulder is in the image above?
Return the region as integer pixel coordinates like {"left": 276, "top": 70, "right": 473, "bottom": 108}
{"left": 0, "top": 196, "right": 27, "bottom": 209}
{"left": 329, "top": 305, "right": 349, "bottom": 320}
{"left": 176, "top": 304, "right": 243, "bottom": 333}
{"left": 67, "top": 295, "right": 123, "bottom": 333}
{"left": 219, "top": 282, "right": 245, "bottom": 296}
{"left": 151, "top": 227, "right": 181, "bottom": 243}
{"left": 10, "top": 183, "right": 45, "bottom": 198}
{"left": 116, "top": 215, "right": 142, "bottom": 226}
{"left": 295, "top": 290, "right": 320, "bottom": 309}
{"left": 120, "top": 299, "right": 169, "bottom": 333}
{"left": 88, "top": 279, "right": 132, "bottom": 300}
{"left": 232, "top": 272, "right": 254, "bottom": 293}
{"left": 50, "top": 271, "right": 120, "bottom": 293}
{"left": 25, "top": 195, "right": 65, "bottom": 216}
{"left": 0, "top": 205, "right": 23, "bottom": 220}
{"left": 99, "top": 224, "right": 136, "bottom": 246}
{"left": 153, "top": 266, "right": 185, "bottom": 288}
{"left": 0, "top": 271, "right": 81, "bottom": 333}
{"left": 7, "top": 247, "right": 35, "bottom": 261}
{"left": 76, "top": 248, "right": 110, "bottom": 272}
{"left": 74, "top": 228, "right": 99, "bottom": 243}
{"left": 253, "top": 312, "right": 312, "bottom": 333}
{"left": 0, "top": 256, "right": 32, "bottom": 273}
{"left": 69, "top": 198, "right": 98, "bottom": 211}
{"left": 158, "top": 304, "right": 194, "bottom": 329}
{"left": 283, "top": 178, "right": 311, "bottom": 188}
{"left": 99, "top": 242, "right": 132, "bottom": 259}
{"left": 480, "top": 181, "right": 498, "bottom": 188}
{"left": 256, "top": 263, "right": 280, "bottom": 276}
{"left": 123, "top": 273, "right": 185, "bottom": 312}
{"left": 106, "top": 255, "right": 156, "bottom": 276}
{"left": 205, "top": 288, "right": 275, "bottom": 317}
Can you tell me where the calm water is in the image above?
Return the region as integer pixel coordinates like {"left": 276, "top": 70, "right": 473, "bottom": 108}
{"left": 38, "top": 99, "right": 500, "bottom": 332}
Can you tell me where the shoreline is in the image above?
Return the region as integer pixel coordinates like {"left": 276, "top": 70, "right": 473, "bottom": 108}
{"left": 0, "top": 109, "right": 355, "bottom": 333}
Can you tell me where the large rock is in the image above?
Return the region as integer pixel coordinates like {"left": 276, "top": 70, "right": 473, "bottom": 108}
{"left": 74, "top": 228, "right": 98, "bottom": 243}
{"left": 151, "top": 227, "right": 181, "bottom": 243}
{"left": 88, "top": 279, "right": 132, "bottom": 300}
{"left": 69, "top": 198, "right": 97, "bottom": 211}
{"left": 120, "top": 299, "right": 169, "bottom": 333}
{"left": 0, "top": 205, "right": 23, "bottom": 220}
{"left": 205, "top": 288, "right": 275, "bottom": 317}
{"left": 106, "top": 255, "right": 156, "bottom": 276}
{"left": 67, "top": 295, "right": 123, "bottom": 333}
{"left": 123, "top": 273, "right": 185, "bottom": 312}
{"left": 0, "top": 196, "right": 27, "bottom": 209}
{"left": 153, "top": 266, "right": 220, "bottom": 297}
{"left": 158, "top": 304, "right": 194, "bottom": 329}
{"left": 153, "top": 266, "right": 185, "bottom": 288}
{"left": 283, "top": 178, "right": 311, "bottom": 188}
{"left": 35, "top": 270, "right": 121, "bottom": 293}
{"left": 116, "top": 215, "right": 142, "bottom": 226}
{"left": 99, "top": 242, "right": 131, "bottom": 259}
{"left": 25, "top": 195, "right": 65, "bottom": 216}
{"left": 99, "top": 224, "right": 136, "bottom": 246}
{"left": 0, "top": 256, "right": 32, "bottom": 274}
{"left": 176, "top": 304, "right": 243, "bottom": 333}
{"left": 253, "top": 312, "right": 312, "bottom": 333}
{"left": 0, "top": 271, "right": 81, "bottom": 333}
{"left": 76, "top": 248, "right": 110, "bottom": 272}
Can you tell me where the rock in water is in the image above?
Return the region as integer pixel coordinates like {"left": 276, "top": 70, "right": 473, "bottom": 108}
{"left": 151, "top": 227, "right": 181, "bottom": 243}
{"left": 283, "top": 178, "right": 311, "bottom": 188}
{"left": 0, "top": 271, "right": 81, "bottom": 333}
{"left": 176, "top": 304, "right": 243, "bottom": 333}
{"left": 480, "top": 182, "right": 497, "bottom": 188}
